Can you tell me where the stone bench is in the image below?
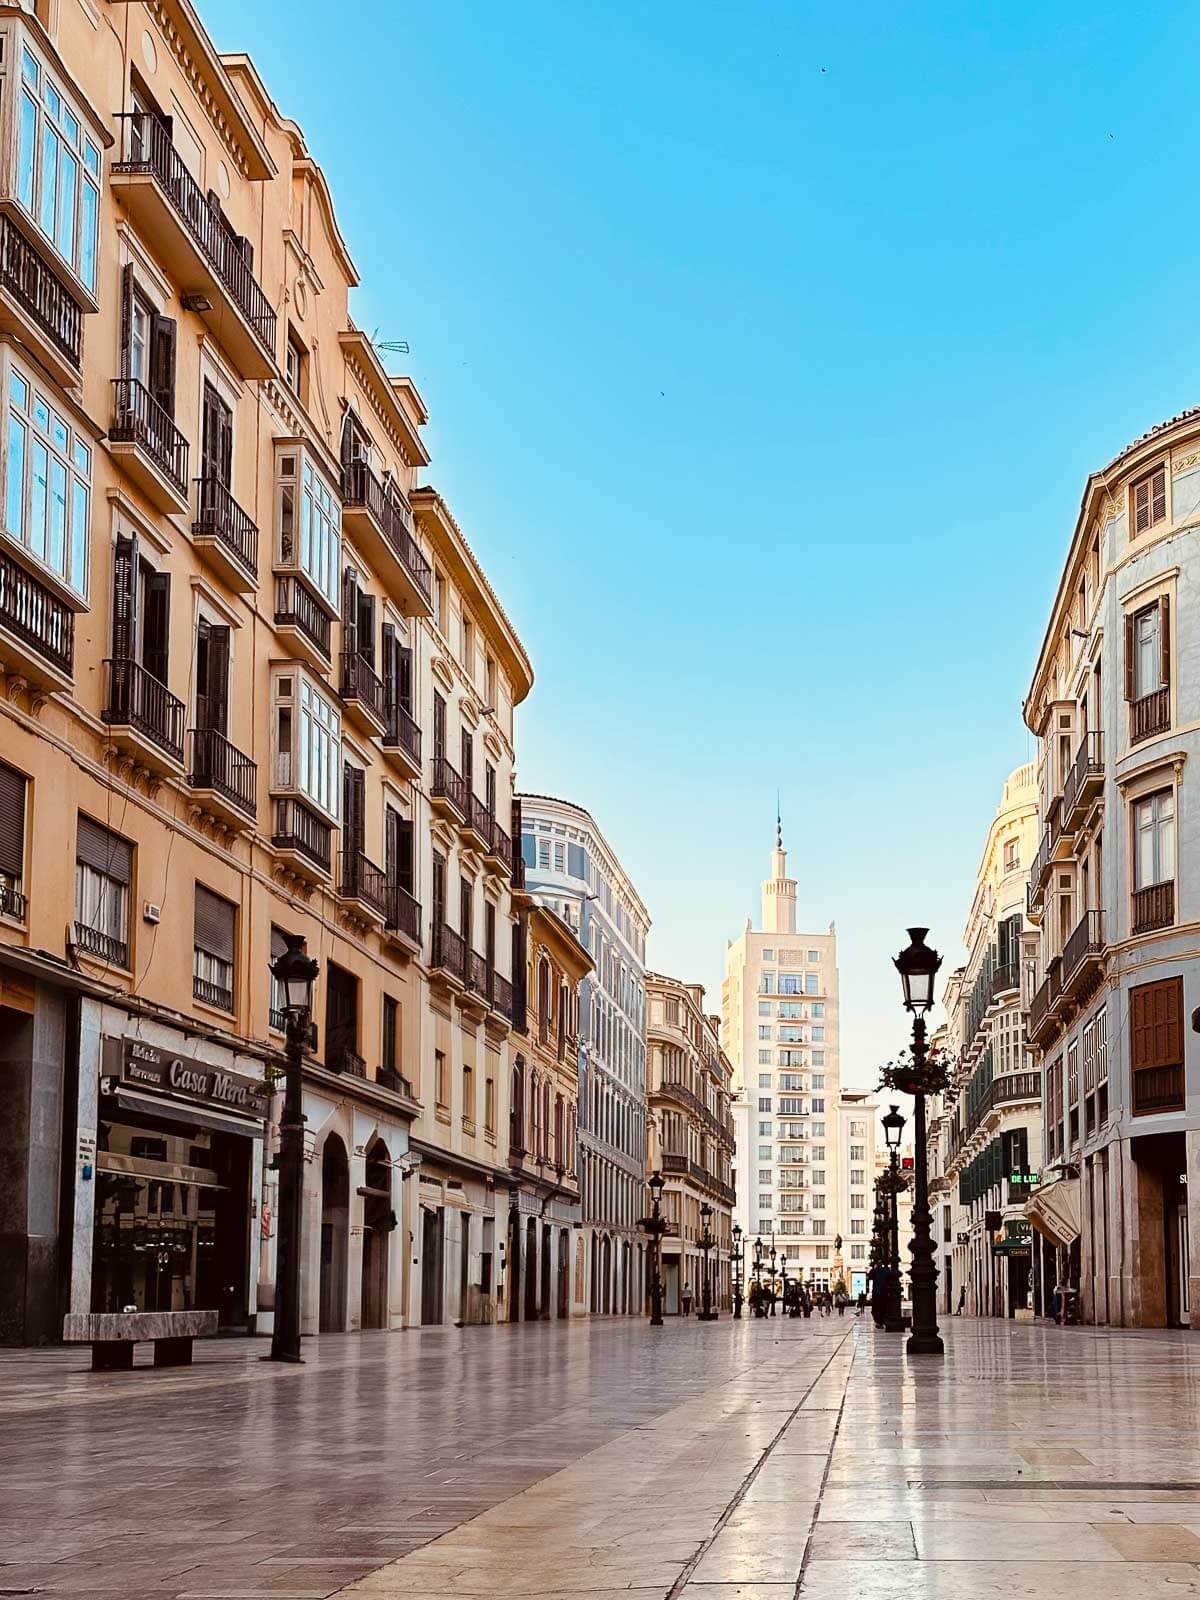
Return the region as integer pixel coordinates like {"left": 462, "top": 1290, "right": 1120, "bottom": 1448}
{"left": 62, "top": 1310, "right": 219, "bottom": 1371}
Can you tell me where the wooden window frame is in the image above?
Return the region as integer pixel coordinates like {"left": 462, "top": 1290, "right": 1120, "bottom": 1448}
{"left": 1130, "top": 463, "right": 1168, "bottom": 538}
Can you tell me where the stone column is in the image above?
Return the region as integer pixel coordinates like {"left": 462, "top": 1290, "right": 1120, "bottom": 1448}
{"left": 300, "top": 1144, "right": 322, "bottom": 1336}
{"left": 1079, "top": 1158, "right": 1095, "bottom": 1324}
{"left": 1108, "top": 1138, "right": 1129, "bottom": 1326}
{"left": 1129, "top": 1144, "right": 1167, "bottom": 1326}
{"left": 345, "top": 1137, "right": 367, "bottom": 1333}
{"left": 69, "top": 997, "right": 103, "bottom": 1320}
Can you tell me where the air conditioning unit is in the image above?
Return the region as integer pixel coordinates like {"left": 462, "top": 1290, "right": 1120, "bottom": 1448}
{"left": 143, "top": 902, "right": 162, "bottom": 924}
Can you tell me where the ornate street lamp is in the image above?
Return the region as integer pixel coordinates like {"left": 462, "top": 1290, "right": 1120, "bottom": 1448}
{"left": 268, "top": 933, "right": 319, "bottom": 1363}
{"left": 768, "top": 1242, "right": 778, "bottom": 1317}
{"left": 881, "top": 1104, "right": 907, "bottom": 1332}
{"left": 732, "top": 1222, "right": 744, "bottom": 1318}
{"left": 752, "top": 1237, "right": 765, "bottom": 1316}
{"left": 641, "top": 1171, "right": 668, "bottom": 1327}
{"left": 893, "top": 927, "right": 945, "bottom": 1357}
{"left": 698, "top": 1202, "right": 717, "bottom": 1320}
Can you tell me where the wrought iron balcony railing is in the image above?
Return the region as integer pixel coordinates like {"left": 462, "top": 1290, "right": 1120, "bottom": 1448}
{"left": 188, "top": 727, "right": 256, "bottom": 818}
{"left": 110, "top": 378, "right": 188, "bottom": 495}
{"left": 103, "top": 657, "right": 184, "bottom": 761}
{"left": 194, "top": 475, "right": 259, "bottom": 577}
{"left": 0, "top": 546, "right": 73, "bottom": 677}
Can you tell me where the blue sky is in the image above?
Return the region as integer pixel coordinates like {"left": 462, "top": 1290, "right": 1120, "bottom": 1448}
{"left": 205, "top": 0, "right": 1200, "bottom": 1085}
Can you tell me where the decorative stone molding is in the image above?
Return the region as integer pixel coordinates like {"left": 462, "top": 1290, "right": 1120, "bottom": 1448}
{"left": 342, "top": 347, "right": 413, "bottom": 467}
{"left": 146, "top": 2, "right": 255, "bottom": 178}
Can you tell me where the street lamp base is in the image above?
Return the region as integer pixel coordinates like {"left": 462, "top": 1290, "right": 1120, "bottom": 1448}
{"left": 883, "top": 1317, "right": 906, "bottom": 1333}
{"left": 262, "top": 1351, "right": 305, "bottom": 1364}
{"left": 906, "top": 1332, "right": 945, "bottom": 1356}
{"left": 697, "top": 1311, "right": 718, "bottom": 1322}
{"left": 649, "top": 1316, "right": 664, "bottom": 1327}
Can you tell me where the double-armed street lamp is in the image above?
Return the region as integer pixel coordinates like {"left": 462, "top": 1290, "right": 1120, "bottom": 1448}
{"left": 881, "top": 1103, "right": 907, "bottom": 1332}
{"left": 641, "top": 1170, "right": 668, "bottom": 1327}
{"left": 732, "top": 1222, "right": 744, "bottom": 1318}
{"left": 698, "top": 1202, "right": 718, "bottom": 1320}
{"left": 893, "top": 927, "right": 945, "bottom": 1358}
{"left": 268, "top": 933, "right": 320, "bottom": 1364}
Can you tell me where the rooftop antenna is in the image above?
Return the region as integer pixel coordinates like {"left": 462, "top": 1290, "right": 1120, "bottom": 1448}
{"left": 368, "top": 328, "right": 410, "bottom": 357}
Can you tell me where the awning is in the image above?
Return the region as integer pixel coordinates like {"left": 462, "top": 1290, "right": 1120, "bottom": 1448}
{"left": 1025, "top": 1176, "right": 1080, "bottom": 1246}
{"left": 113, "top": 1086, "right": 264, "bottom": 1140}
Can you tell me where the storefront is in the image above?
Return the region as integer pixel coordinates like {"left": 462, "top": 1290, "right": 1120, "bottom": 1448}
{"left": 74, "top": 1022, "right": 267, "bottom": 1332}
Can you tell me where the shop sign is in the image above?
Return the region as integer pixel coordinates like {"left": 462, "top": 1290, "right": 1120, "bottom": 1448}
{"left": 1010, "top": 1171, "right": 1041, "bottom": 1186}
{"left": 103, "top": 1037, "right": 269, "bottom": 1118}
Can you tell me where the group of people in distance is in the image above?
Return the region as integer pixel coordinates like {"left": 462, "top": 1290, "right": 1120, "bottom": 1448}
{"left": 744, "top": 1280, "right": 851, "bottom": 1318}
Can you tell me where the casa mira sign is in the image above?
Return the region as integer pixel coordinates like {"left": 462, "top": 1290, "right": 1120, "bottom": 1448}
{"left": 103, "top": 1037, "right": 269, "bottom": 1118}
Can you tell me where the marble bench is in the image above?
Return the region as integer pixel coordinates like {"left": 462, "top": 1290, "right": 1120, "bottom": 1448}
{"left": 62, "top": 1310, "right": 219, "bottom": 1370}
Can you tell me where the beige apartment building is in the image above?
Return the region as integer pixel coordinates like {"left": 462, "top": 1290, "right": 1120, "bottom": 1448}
{"left": 724, "top": 829, "right": 855, "bottom": 1289}
{"left": 645, "top": 972, "right": 734, "bottom": 1313}
{"left": 930, "top": 765, "right": 1041, "bottom": 1320}
{"left": 0, "top": 0, "right": 533, "bottom": 1343}
{"left": 1023, "top": 406, "right": 1200, "bottom": 1328}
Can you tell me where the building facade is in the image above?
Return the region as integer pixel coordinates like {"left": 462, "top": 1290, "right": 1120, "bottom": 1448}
{"left": 934, "top": 765, "right": 1042, "bottom": 1319}
{"left": 1023, "top": 407, "right": 1200, "bottom": 1329}
{"left": 646, "top": 972, "right": 734, "bottom": 1313}
{"left": 0, "top": 0, "right": 532, "bottom": 1344}
{"left": 504, "top": 901, "right": 591, "bottom": 1320}
{"left": 519, "top": 795, "right": 651, "bottom": 1316}
{"left": 723, "top": 829, "right": 849, "bottom": 1287}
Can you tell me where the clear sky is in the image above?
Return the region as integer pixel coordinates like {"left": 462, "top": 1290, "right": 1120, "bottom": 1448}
{"left": 205, "top": 0, "right": 1200, "bottom": 1087}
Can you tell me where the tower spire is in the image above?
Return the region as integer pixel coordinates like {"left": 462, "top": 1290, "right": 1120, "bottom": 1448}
{"left": 776, "top": 792, "right": 782, "bottom": 850}
{"left": 763, "top": 800, "right": 797, "bottom": 933}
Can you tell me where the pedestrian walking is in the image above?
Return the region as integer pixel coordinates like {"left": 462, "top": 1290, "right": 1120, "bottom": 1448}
{"left": 681, "top": 1281, "right": 693, "bottom": 1316}
{"left": 856, "top": 1290, "right": 868, "bottom": 1318}
{"left": 955, "top": 1285, "right": 966, "bottom": 1317}
{"left": 835, "top": 1292, "right": 847, "bottom": 1317}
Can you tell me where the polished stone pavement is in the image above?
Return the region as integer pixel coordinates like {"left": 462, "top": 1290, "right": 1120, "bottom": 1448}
{"left": 5, "top": 1315, "right": 1200, "bottom": 1597}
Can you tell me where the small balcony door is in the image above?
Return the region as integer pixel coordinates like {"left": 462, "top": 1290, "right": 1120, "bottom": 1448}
{"left": 385, "top": 806, "right": 414, "bottom": 894}
{"left": 342, "top": 761, "right": 365, "bottom": 858}
{"left": 195, "top": 617, "right": 230, "bottom": 737}
{"left": 201, "top": 380, "right": 233, "bottom": 488}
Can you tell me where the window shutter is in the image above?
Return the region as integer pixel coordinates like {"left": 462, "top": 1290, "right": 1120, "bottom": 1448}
{"left": 381, "top": 622, "right": 398, "bottom": 705}
{"left": 120, "top": 263, "right": 133, "bottom": 376}
{"left": 207, "top": 624, "right": 230, "bottom": 734}
{"left": 150, "top": 314, "right": 177, "bottom": 420}
{"left": 76, "top": 816, "right": 132, "bottom": 884}
{"left": 341, "top": 568, "right": 358, "bottom": 651}
{"left": 433, "top": 692, "right": 446, "bottom": 760}
{"left": 194, "top": 884, "right": 235, "bottom": 962}
{"left": 358, "top": 593, "right": 375, "bottom": 669}
{"left": 1124, "top": 612, "right": 1136, "bottom": 701}
{"left": 1159, "top": 595, "right": 1170, "bottom": 690}
{"left": 111, "top": 532, "right": 138, "bottom": 661}
{"left": 143, "top": 571, "right": 170, "bottom": 685}
{"left": 270, "top": 925, "right": 287, "bottom": 964}
{"left": 1130, "top": 977, "right": 1183, "bottom": 1070}
{"left": 398, "top": 643, "right": 413, "bottom": 712}
{"left": 1153, "top": 468, "right": 1166, "bottom": 523}
{"left": 1134, "top": 480, "right": 1149, "bottom": 535}
{"left": 0, "top": 761, "right": 27, "bottom": 882}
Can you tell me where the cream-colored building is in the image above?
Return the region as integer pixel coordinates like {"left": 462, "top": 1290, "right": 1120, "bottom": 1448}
{"left": 723, "top": 828, "right": 847, "bottom": 1287}
{"left": 1023, "top": 407, "right": 1200, "bottom": 1328}
{"left": 645, "top": 972, "right": 734, "bottom": 1313}
{"left": 0, "top": 0, "right": 533, "bottom": 1343}
{"left": 932, "top": 765, "right": 1041, "bottom": 1320}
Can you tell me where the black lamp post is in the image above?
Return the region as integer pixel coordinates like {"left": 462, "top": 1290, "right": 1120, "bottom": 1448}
{"left": 732, "top": 1222, "right": 744, "bottom": 1318}
{"left": 268, "top": 933, "right": 319, "bottom": 1363}
{"left": 752, "top": 1237, "right": 765, "bottom": 1316}
{"left": 768, "top": 1242, "right": 778, "bottom": 1316}
{"left": 894, "top": 927, "right": 945, "bottom": 1357}
{"left": 881, "top": 1103, "right": 907, "bottom": 1332}
{"left": 698, "top": 1202, "right": 717, "bottom": 1320}
{"left": 642, "top": 1171, "right": 667, "bottom": 1327}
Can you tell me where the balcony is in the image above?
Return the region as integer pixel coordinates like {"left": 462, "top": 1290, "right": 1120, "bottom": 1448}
{"left": 1027, "top": 824, "right": 1053, "bottom": 914}
{"left": 1132, "top": 880, "right": 1174, "bottom": 937}
{"left": 489, "top": 969, "right": 514, "bottom": 1023}
{"left": 109, "top": 379, "right": 188, "bottom": 514}
{"left": 384, "top": 882, "right": 422, "bottom": 953}
{"left": 431, "top": 922, "right": 468, "bottom": 988}
{"left": 192, "top": 477, "right": 258, "bottom": 592}
{"left": 376, "top": 1066, "right": 417, "bottom": 1101}
{"left": 1062, "top": 732, "right": 1104, "bottom": 829}
{"left": 340, "top": 460, "right": 433, "bottom": 617}
{"left": 430, "top": 757, "right": 468, "bottom": 825}
{"left": 329, "top": 1040, "right": 367, "bottom": 1077}
{"left": 102, "top": 658, "right": 184, "bottom": 771}
{"left": 337, "top": 848, "right": 388, "bottom": 924}
{"left": 0, "top": 546, "right": 73, "bottom": 689}
{"left": 193, "top": 974, "right": 233, "bottom": 1013}
{"left": 0, "top": 211, "right": 83, "bottom": 387}
{"left": 463, "top": 792, "right": 492, "bottom": 853}
{"left": 271, "top": 797, "right": 332, "bottom": 883}
{"left": 274, "top": 575, "right": 332, "bottom": 670}
{"left": 0, "top": 882, "right": 27, "bottom": 923}
{"left": 1131, "top": 687, "right": 1170, "bottom": 745}
{"left": 1061, "top": 909, "right": 1105, "bottom": 1000}
{"left": 74, "top": 920, "right": 128, "bottom": 970}
{"left": 338, "top": 650, "right": 387, "bottom": 736}
{"left": 484, "top": 815, "right": 513, "bottom": 875}
{"left": 1027, "top": 962, "right": 1061, "bottom": 1046}
{"left": 1133, "top": 1063, "right": 1185, "bottom": 1116}
{"left": 187, "top": 728, "right": 257, "bottom": 829}
{"left": 111, "top": 114, "right": 277, "bottom": 378}
{"left": 380, "top": 700, "right": 421, "bottom": 780}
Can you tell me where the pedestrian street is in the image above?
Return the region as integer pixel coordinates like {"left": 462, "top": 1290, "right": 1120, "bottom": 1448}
{"left": 7, "top": 1314, "right": 1200, "bottom": 1597}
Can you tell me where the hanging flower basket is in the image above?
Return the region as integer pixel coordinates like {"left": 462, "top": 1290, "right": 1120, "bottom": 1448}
{"left": 878, "top": 1047, "right": 951, "bottom": 1098}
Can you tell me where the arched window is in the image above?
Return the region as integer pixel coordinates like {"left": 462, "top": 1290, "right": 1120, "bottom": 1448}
{"left": 510, "top": 1057, "right": 525, "bottom": 1151}
{"left": 554, "top": 1093, "right": 565, "bottom": 1165}
{"left": 537, "top": 958, "right": 551, "bottom": 1040}
{"left": 529, "top": 1071, "right": 540, "bottom": 1156}
{"left": 542, "top": 1081, "right": 552, "bottom": 1160}
{"left": 567, "top": 1105, "right": 577, "bottom": 1174}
